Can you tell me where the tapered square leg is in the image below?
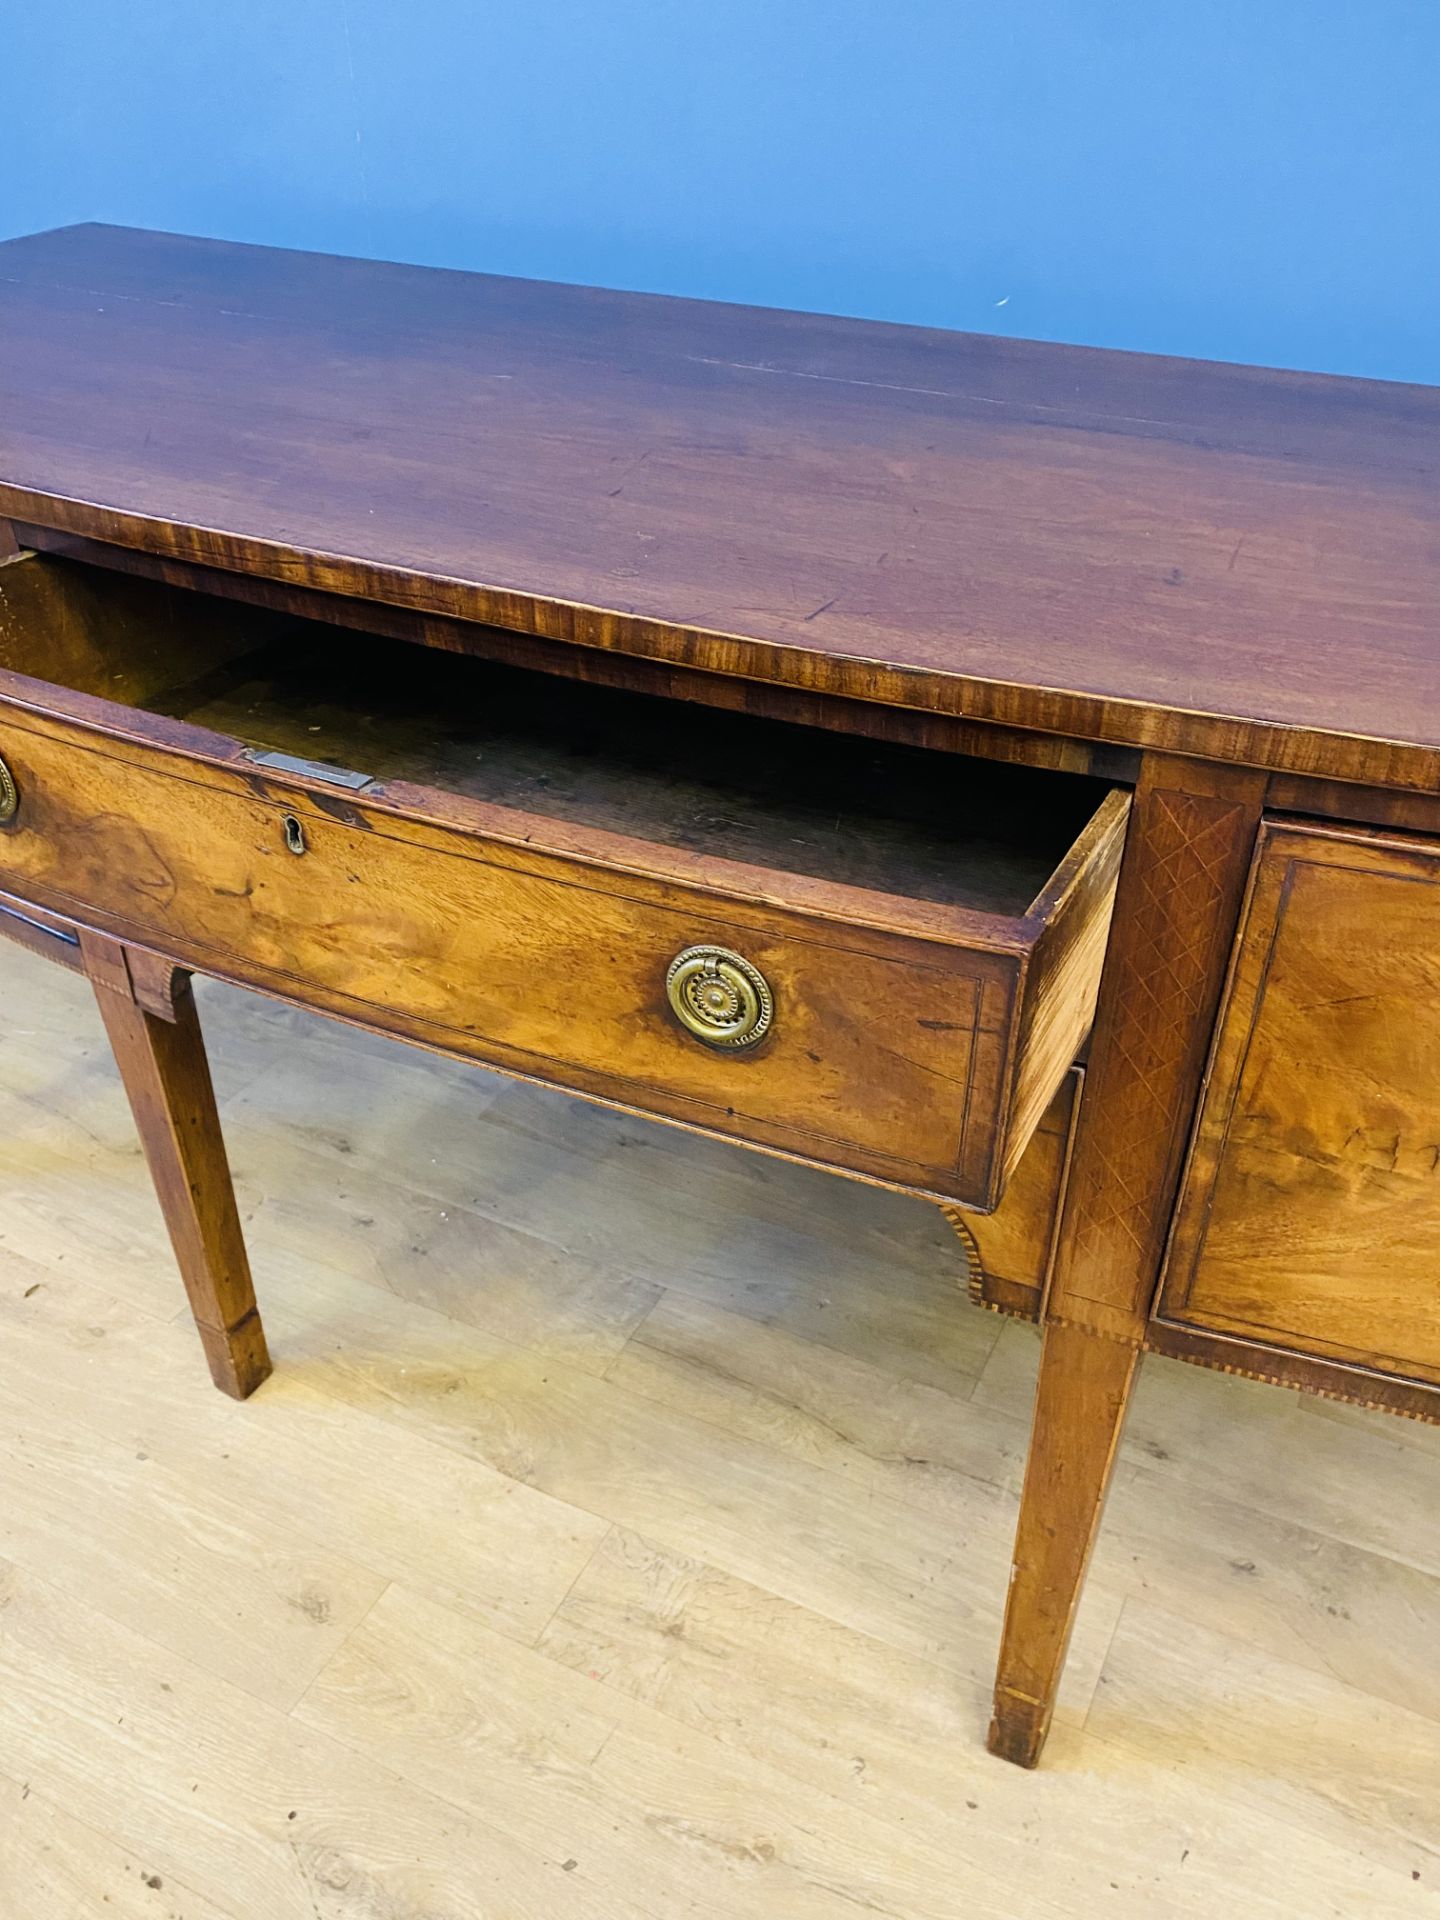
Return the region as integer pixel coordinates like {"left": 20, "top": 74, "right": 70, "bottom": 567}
{"left": 83, "top": 933, "right": 271, "bottom": 1398}
{"left": 987, "top": 1320, "right": 1139, "bottom": 1766}
{"left": 986, "top": 757, "right": 1266, "bottom": 1766}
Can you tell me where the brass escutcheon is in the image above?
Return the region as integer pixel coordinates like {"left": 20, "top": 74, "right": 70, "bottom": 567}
{"left": 666, "top": 944, "right": 773, "bottom": 1050}
{"left": 0, "top": 752, "right": 17, "bottom": 826}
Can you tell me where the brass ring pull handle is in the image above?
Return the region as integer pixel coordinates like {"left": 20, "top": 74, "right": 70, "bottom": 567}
{"left": 0, "top": 752, "right": 18, "bottom": 826}
{"left": 666, "top": 944, "right": 773, "bottom": 1050}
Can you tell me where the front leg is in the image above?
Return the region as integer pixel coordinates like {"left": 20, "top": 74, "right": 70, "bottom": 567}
{"left": 81, "top": 930, "right": 271, "bottom": 1399}
{"left": 988, "top": 755, "right": 1265, "bottom": 1765}
{"left": 988, "top": 1320, "right": 1139, "bottom": 1764}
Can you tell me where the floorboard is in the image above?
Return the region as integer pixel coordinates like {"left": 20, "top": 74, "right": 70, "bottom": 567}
{"left": 1, "top": 950, "right": 1437, "bottom": 1917}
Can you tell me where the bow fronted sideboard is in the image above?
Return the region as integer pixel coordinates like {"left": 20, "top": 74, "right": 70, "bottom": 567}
{"left": 2, "top": 223, "right": 1438, "bottom": 1768}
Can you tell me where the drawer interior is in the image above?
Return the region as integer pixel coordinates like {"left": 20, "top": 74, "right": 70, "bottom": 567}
{"left": 0, "top": 552, "right": 1128, "bottom": 1206}
{"left": 0, "top": 554, "right": 1115, "bottom": 920}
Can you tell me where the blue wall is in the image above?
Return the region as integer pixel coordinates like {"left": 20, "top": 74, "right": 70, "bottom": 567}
{"left": 3, "top": 3, "right": 1437, "bottom": 384}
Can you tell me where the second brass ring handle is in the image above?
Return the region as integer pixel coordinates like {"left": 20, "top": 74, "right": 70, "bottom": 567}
{"left": 0, "top": 752, "right": 18, "bottom": 826}
{"left": 666, "top": 944, "right": 773, "bottom": 1050}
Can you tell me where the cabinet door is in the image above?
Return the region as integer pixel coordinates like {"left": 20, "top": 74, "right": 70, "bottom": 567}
{"left": 1161, "top": 819, "right": 1440, "bottom": 1385}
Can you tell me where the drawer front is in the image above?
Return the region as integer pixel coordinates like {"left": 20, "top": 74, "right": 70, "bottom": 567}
{"left": 0, "top": 711, "right": 1019, "bottom": 1202}
{"left": 1161, "top": 819, "right": 1440, "bottom": 1385}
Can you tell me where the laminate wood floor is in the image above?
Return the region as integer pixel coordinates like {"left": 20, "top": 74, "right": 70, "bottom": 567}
{"left": 1, "top": 944, "right": 1437, "bottom": 1919}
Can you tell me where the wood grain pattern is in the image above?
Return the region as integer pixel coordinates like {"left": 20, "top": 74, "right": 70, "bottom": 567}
{"left": 1045, "top": 756, "right": 1266, "bottom": 1336}
{"left": 1161, "top": 819, "right": 1440, "bottom": 1390}
{"left": 988, "top": 754, "right": 1264, "bottom": 1766}
{"left": 4, "top": 225, "right": 1440, "bottom": 790}
{"left": 6, "top": 949, "right": 1440, "bottom": 1916}
{"left": 1146, "top": 1319, "right": 1440, "bottom": 1426}
{"left": 0, "top": 560, "right": 1124, "bottom": 1207}
{"left": 0, "top": 884, "right": 83, "bottom": 973}
{"left": 0, "top": 1772, "right": 239, "bottom": 1920}
{"left": 17, "top": 527, "right": 1134, "bottom": 782}
{"left": 0, "top": 710, "right": 1010, "bottom": 1203}
{"left": 0, "top": 544, "right": 268, "bottom": 706}
{"left": 1264, "top": 770, "right": 1440, "bottom": 840}
{"left": 0, "top": 552, "right": 1113, "bottom": 918}
{"left": 0, "top": 1377, "right": 387, "bottom": 1712}
{"left": 944, "top": 1068, "right": 1080, "bottom": 1322}
{"left": 1003, "top": 809, "right": 1119, "bottom": 1185}
{"left": 80, "top": 929, "right": 271, "bottom": 1398}
{"left": 987, "top": 1320, "right": 1140, "bottom": 1766}
{"left": 5, "top": 217, "right": 1439, "bottom": 1789}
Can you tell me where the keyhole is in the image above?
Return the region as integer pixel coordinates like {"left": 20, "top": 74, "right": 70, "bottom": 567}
{"left": 283, "top": 813, "right": 307, "bottom": 856}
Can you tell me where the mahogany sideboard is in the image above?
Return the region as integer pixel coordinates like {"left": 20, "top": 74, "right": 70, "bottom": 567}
{"left": 2, "top": 224, "right": 1439, "bottom": 1770}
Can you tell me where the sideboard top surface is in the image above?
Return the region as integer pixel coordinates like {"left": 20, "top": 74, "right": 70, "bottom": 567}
{"left": 1, "top": 222, "right": 1437, "bottom": 786}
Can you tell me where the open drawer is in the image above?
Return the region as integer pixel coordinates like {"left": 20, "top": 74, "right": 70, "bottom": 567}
{"left": 0, "top": 552, "right": 1127, "bottom": 1209}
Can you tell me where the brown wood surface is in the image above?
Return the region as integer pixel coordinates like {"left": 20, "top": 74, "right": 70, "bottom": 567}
{"left": 1003, "top": 825, "right": 1119, "bottom": 1186}
{"left": 0, "top": 552, "right": 1114, "bottom": 938}
{"left": 0, "top": 544, "right": 269, "bottom": 707}
{"left": 14, "top": 529, "right": 1137, "bottom": 783}
{"left": 152, "top": 603, "right": 1107, "bottom": 919}
{"left": 3, "top": 225, "right": 1440, "bottom": 789}
{"left": 0, "top": 706, "right": 1011, "bottom": 1203}
{"left": 0, "top": 884, "right": 84, "bottom": 974}
{"left": 0, "top": 555, "right": 1122, "bottom": 1208}
{"left": 1264, "top": 772, "right": 1440, "bottom": 840}
{"left": 1145, "top": 1319, "right": 1440, "bottom": 1427}
{"left": 947, "top": 1068, "right": 1080, "bottom": 1321}
{"left": 1161, "top": 819, "right": 1440, "bottom": 1388}
{"left": 988, "top": 754, "right": 1264, "bottom": 1766}
{"left": 987, "top": 1320, "right": 1140, "bottom": 1767}
{"left": 7, "top": 221, "right": 1439, "bottom": 1781}
{"left": 1044, "top": 756, "right": 1266, "bottom": 1338}
{"left": 79, "top": 929, "right": 271, "bottom": 1399}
